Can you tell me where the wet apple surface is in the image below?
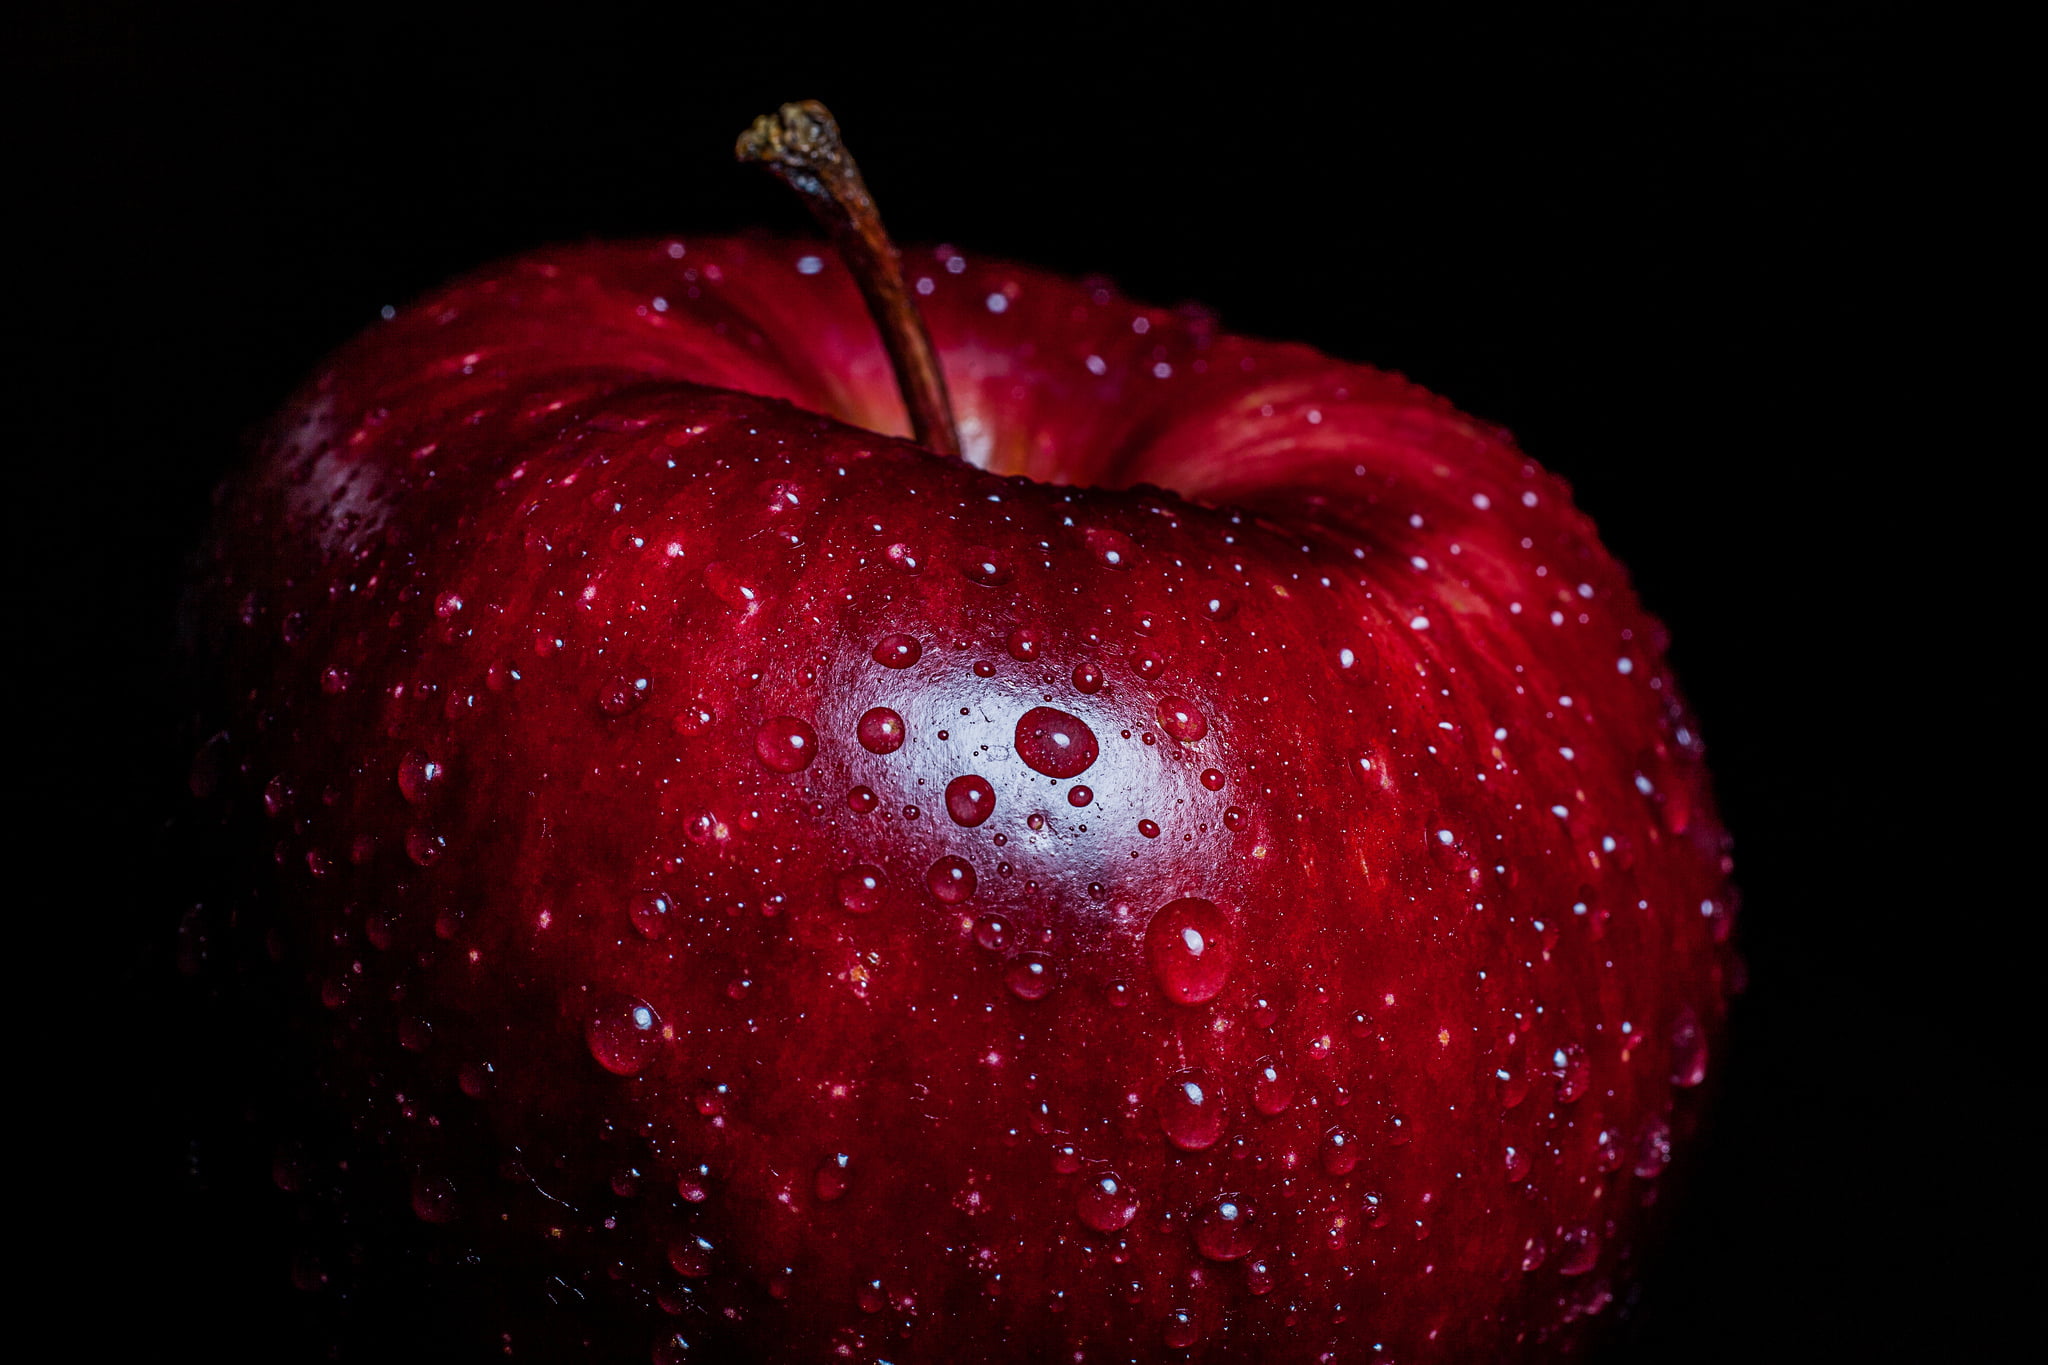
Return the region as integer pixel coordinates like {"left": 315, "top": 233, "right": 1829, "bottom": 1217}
{"left": 189, "top": 229, "right": 1735, "bottom": 1361}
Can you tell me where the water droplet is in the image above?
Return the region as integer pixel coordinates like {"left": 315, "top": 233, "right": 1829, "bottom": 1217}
{"left": 1556, "top": 1225, "right": 1599, "bottom": 1276}
{"left": 653, "top": 1332, "right": 694, "bottom": 1365}
{"left": 885, "top": 543, "right": 923, "bottom": 573}
{"left": 1014, "top": 706, "right": 1100, "bottom": 778}
{"left": 959, "top": 547, "right": 1012, "bottom": 586}
{"left": 675, "top": 701, "right": 716, "bottom": 735}
{"left": 846, "top": 785, "right": 879, "bottom": 813}
{"left": 1132, "top": 649, "right": 1165, "bottom": 680}
{"left": 1244, "top": 1255, "right": 1276, "bottom": 1294}
{"left": 975, "top": 915, "right": 1014, "bottom": 951}
{"left": 598, "top": 674, "right": 650, "bottom": 715}
{"left": 410, "top": 1171, "right": 458, "bottom": 1223}
{"left": 1553, "top": 1043, "right": 1591, "bottom": 1102}
{"left": 815, "top": 1152, "right": 851, "bottom": 1202}
{"left": 754, "top": 715, "right": 818, "bottom": 772}
{"left": 1250, "top": 1057, "right": 1294, "bottom": 1115}
{"left": 1200, "top": 768, "right": 1225, "bottom": 791}
{"left": 1144, "top": 898, "right": 1235, "bottom": 1004}
{"left": 1071, "top": 662, "right": 1105, "bottom": 694}
{"left": 667, "top": 1234, "right": 715, "bottom": 1278}
{"left": 586, "top": 994, "right": 662, "bottom": 1075}
{"left": 1386, "top": 1111, "right": 1412, "bottom": 1145}
{"left": 928, "top": 856, "right": 977, "bottom": 904}
{"left": 1321, "top": 1127, "right": 1360, "bottom": 1175}
{"left": 872, "top": 633, "right": 922, "bottom": 668}
{"left": 972, "top": 659, "right": 996, "bottom": 677}
{"left": 1505, "top": 1145, "right": 1529, "bottom": 1182}
{"left": 1083, "top": 527, "right": 1136, "bottom": 570}
{"left": 1137, "top": 819, "right": 1161, "bottom": 839}
{"left": 1155, "top": 696, "right": 1208, "bottom": 742}
{"left": 1162, "top": 1308, "right": 1200, "bottom": 1348}
{"left": 1006, "top": 953, "right": 1056, "bottom": 1000}
{"left": 1052, "top": 1143, "right": 1083, "bottom": 1174}
{"left": 397, "top": 750, "right": 444, "bottom": 803}
{"left": 1067, "top": 785, "right": 1093, "bottom": 807}
{"left": 1193, "top": 1195, "right": 1255, "bottom": 1260}
{"left": 629, "top": 890, "right": 673, "bottom": 939}
{"left": 1156, "top": 1068, "right": 1228, "bottom": 1150}
{"left": 857, "top": 707, "right": 906, "bottom": 754}
{"left": 837, "top": 865, "right": 884, "bottom": 914}
{"left": 1076, "top": 1173, "right": 1138, "bottom": 1231}
{"left": 1633, "top": 1118, "right": 1673, "bottom": 1178}
{"left": 1670, "top": 1005, "right": 1708, "bottom": 1086}
{"left": 1222, "top": 807, "right": 1248, "bottom": 832}
{"left": 946, "top": 774, "right": 996, "bottom": 826}
{"left": 1006, "top": 627, "right": 1042, "bottom": 661}
{"left": 1521, "top": 1235, "right": 1547, "bottom": 1272}
{"left": 405, "top": 828, "right": 445, "bottom": 866}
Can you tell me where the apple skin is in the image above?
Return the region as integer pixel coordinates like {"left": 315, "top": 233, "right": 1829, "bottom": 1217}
{"left": 185, "top": 233, "right": 1735, "bottom": 1362}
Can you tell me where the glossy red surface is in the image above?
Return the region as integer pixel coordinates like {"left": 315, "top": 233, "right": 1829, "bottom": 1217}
{"left": 189, "top": 234, "right": 1735, "bottom": 1360}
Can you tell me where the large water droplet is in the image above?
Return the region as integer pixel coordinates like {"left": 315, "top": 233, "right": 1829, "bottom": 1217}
{"left": 1014, "top": 706, "right": 1099, "bottom": 778}
{"left": 586, "top": 994, "right": 662, "bottom": 1075}
{"left": 1556, "top": 1225, "right": 1599, "bottom": 1276}
{"left": 846, "top": 785, "right": 879, "bottom": 812}
{"left": 959, "top": 547, "right": 1012, "bottom": 586}
{"left": 1250, "top": 1057, "right": 1295, "bottom": 1115}
{"left": 815, "top": 1152, "right": 851, "bottom": 1202}
{"left": 1006, "top": 953, "right": 1056, "bottom": 1000}
{"left": 1162, "top": 1309, "right": 1200, "bottom": 1348}
{"left": 667, "top": 1234, "right": 715, "bottom": 1278}
{"left": 1321, "top": 1127, "right": 1360, "bottom": 1175}
{"left": 1072, "top": 661, "right": 1105, "bottom": 694}
{"left": 1193, "top": 1195, "right": 1256, "bottom": 1261}
{"left": 1553, "top": 1042, "right": 1591, "bottom": 1102}
{"left": 397, "top": 749, "right": 444, "bottom": 803}
{"left": 1077, "top": 1173, "right": 1138, "bottom": 1232}
{"left": 1083, "top": 527, "right": 1136, "bottom": 570}
{"left": 837, "top": 865, "right": 884, "bottom": 914}
{"left": 629, "top": 890, "right": 673, "bottom": 939}
{"left": 946, "top": 774, "right": 996, "bottom": 826}
{"left": 1156, "top": 1068, "right": 1228, "bottom": 1150}
{"left": 755, "top": 716, "right": 818, "bottom": 772}
{"left": 857, "top": 707, "right": 906, "bottom": 754}
{"left": 1670, "top": 1005, "right": 1708, "bottom": 1086}
{"left": 1155, "top": 697, "right": 1208, "bottom": 743}
{"left": 1144, "top": 897, "right": 1236, "bottom": 1004}
{"left": 928, "top": 856, "right": 977, "bottom": 904}
{"left": 1006, "top": 627, "right": 1042, "bottom": 661}
{"left": 872, "top": 633, "right": 922, "bottom": 669}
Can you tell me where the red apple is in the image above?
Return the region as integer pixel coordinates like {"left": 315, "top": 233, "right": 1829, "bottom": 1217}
{"left": 185, "top": 110, "right": 1734, "bottom": 1363}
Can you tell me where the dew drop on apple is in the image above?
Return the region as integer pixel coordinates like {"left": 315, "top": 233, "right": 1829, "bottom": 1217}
{"left": 1200, "top": 768, "right": 1225, "bottom": 791}
{"left": 1005, "top": 952, "right": 1056, "bottom": 1000}
{"left": 1155, "top": 696, "right": 1208, "bottom": 743}
{"left": 1084, "top": 527, "right": 1136, "bottom": 570}
{"left": 1072, "top": 661, "right": 1105, "bottom": 694}
{"left": 837, "top": 865, "right": 884, "bottom": 915}
{"left": 1076, "top": 1172, "right": 1138, "bottom": 1232}
{"left": 974, "top": 915, "right": 1013, "bottom": 951}
{"left": 814, "top": 1152, "right": 851, "bottom": 1202}
{"left": 1132, "top": 648, "right": 1165, "bottom": 681}
{"left": 1250, "top": 1057, "right": 1295, "bottom": 1115}
{"left": 667, "top": 1234, "right": 715, "bottom": 1278}
{"left": 1223, "top": 806, "right": 1249, "bottom": 832}
{"left": 928, "top": 855, "right": 977, "bottom": 904}
{"left": 598, "top": 673, "right": 650, "bottom": 716}
{"left": 857, "top": 707, "right": 906, "bottom": 754}
{"left": 754, "top": 715, "right": 818, "bottom": 772}
{"left": 653, "top": 1331, "right": 694, "bottom": 1365}
{"left": 1633, "top": 1117, "right": 1673, "bottom": 1178}
{"left": 946, "top": 774, "right": 996, "bottom": 826}
{"left": 405, "top": 828, "right": 446, "bottom": 867}
{"left": 1553, "top": 1042, "right": 1591, "bottom": 1103}
{"left": 1193, "top": 1195, "right": 1256, "bottom": 1260}
{"left": 1556, "top": 1225, "right": 1600, "bottom": 1276}
{"left": 1006, "top": 627, "right": 1042, "bottom": 661}
{"left": 1162, "top": 1309, "right": 1200, "bottom": 1349}
{"left": 1505, "top": 1144, "right": 1530, "bottom": 1182}
{"left": 1321, "top": 1126, "right": 1361, "bottom": 1176}
{"left": 885, "top": 542, "right": 923, "bottom": 574}
{"left": 397, "top": 749, "right": 444, "bottom": 803}
{"left": 628, "top": 890, "right": 673, "bottom": 939}
{"left": 1066, "top": 785, "right": 1093, "bottom": 807}
{"left": 1669, "top": 1004, "right": 1708, "bottom": 1086}
{"left": 1014, "top": 706, "right": 1099, "bottom": 778}
{"left": 1244, "top": 1255, "right": 1276, "bottom": 1295}
{"left": 586, "top": 994, "right": 663, "bottom": 1075}
{"left": 872, "top": 633, "right": 922, "bottom": 668}
{"left": 846, "top": 785, "right": 879, "bottom": 813}
{"left": 1156, "top": 1068, "right": 1228, "bottom": 1150}
{"left": 409, "top": 1171, "right": 458, "bottom": 1224}
{"left": 1144, "top": 897, "right": 1236, "bottom": 1005}
{"left": 959, "top": 547, "right": 1012, "bottom": 586}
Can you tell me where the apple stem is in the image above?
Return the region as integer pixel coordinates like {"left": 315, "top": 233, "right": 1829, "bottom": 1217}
{"left": 737, "top": 101, "right": 963, "bottom": 458}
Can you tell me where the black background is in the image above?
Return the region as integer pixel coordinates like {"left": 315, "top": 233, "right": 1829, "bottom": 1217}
{"left": 11, "top": 5, "right": 1988, "bottom": 1361}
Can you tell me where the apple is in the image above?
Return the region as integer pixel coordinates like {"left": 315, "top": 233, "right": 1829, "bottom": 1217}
{"left": 183, "top": 103, "right": 1735, "bottom": 1361}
